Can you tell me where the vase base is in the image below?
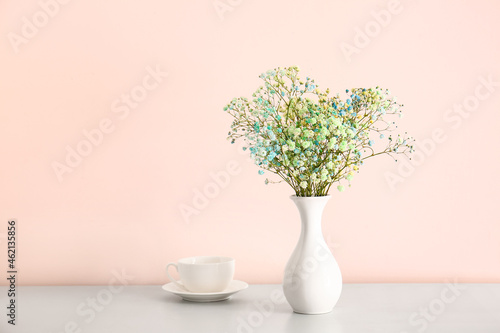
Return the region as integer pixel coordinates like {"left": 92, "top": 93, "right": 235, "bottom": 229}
{"left": 292, "top": 309, "right": 333, "bottom": 315}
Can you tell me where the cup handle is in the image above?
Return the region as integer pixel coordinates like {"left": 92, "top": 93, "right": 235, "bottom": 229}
{"left": 166, "top": 263, "right": 184, "bottom": 290}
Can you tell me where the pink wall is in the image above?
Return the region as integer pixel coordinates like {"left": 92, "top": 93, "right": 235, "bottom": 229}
{"left": 1, "top": 0, "right": 499, "bottom": 286}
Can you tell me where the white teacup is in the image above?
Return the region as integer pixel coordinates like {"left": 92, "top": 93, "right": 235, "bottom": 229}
{"left": 166, "top": 256, "right": 235, "bottom": 293}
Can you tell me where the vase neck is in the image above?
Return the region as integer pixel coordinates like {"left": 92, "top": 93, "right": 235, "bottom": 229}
{"left": 291, "top": 196, "right": 330, "bottom": 238}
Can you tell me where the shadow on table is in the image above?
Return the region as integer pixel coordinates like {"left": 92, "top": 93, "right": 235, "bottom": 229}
{"left": 158, "top": 295, "right": 255, "bottom": 332}
{"left": 284, "top": 311, "right": 346, "bottom": 333}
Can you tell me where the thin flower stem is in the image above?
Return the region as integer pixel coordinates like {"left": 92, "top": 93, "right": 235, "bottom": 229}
{"left": 224, "top": 67, "right": 414, "bottom": 196}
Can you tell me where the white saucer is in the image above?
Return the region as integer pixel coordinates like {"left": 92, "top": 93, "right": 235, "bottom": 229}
{"left": 162, "top": 280, "right": 248, "bottom": 302}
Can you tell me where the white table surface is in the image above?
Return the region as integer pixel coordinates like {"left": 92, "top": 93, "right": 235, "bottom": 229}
{"left": 1, "top": 284, "right": 499, "bottom": 333}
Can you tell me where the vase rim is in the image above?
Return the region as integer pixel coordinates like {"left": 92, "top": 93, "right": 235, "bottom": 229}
{"left": 290, "top": 195, "right": 331, "bottom": 199}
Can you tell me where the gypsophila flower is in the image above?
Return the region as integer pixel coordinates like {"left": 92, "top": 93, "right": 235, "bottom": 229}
{"left": 224, "top": 66, "right": 414, "bottom": 196}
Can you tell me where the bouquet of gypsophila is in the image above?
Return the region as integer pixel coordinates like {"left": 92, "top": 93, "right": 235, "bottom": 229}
{"left": 224, "top": 66, "right": 414, "bottom": 197}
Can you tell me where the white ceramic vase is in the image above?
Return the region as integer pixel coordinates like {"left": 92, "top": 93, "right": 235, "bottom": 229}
{"left": 283, "top": 195, "right": 342, "bottom": 314}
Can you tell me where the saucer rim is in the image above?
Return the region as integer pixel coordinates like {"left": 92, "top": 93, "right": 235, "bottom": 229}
{"left": 162, "top": 280, "right": 248, "bottom": 296}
